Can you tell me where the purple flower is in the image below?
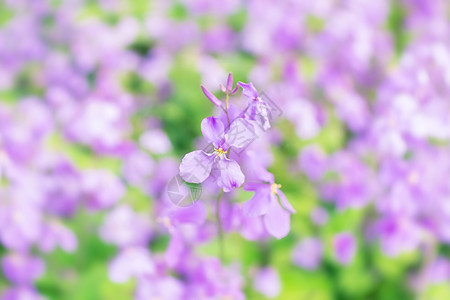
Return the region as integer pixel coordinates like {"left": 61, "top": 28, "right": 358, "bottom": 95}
{"left": 374, "top": 216, "right": 422, "bottom": 257}
{"left": 99, "top": 204, "right": 152, "bottom": 248}
{"left": 333, "top": 232, "right": 356, "bottom": 265}
{"left": 298, "top": 145, "right": 327, "bottom": 181}
{"left": 0, "top": 201, "right": 42, "bottom": 251}
{"left": 321, "top": 151, "right": 375, "bottom": 210}
{"left": 221, "top": 72, "right": 239, "bottom": 95}
{"left": 418, "top": 257, "right": 450, "bottom": 287}
{"left": 159, "top": 202, "right": 208, "bottom": 267}
{"left": 139, "top": 129, "right": 172, "bottom": 155}
{"left": 135, "top": 276, "right": 184, "bottom": 300}
{"left": 43, "top": 158, "right": 81, "bottom": 217}
{"left": 237, "top": 81, "right": 272, "bottom": 130}
{"left": 108, "top": 247, "right": 155, "bottom": 283}
{"left": 292, "top": 237, "right": 323, "bottom": 270}
{"left": 1, "top": 287, "right": 45, "bottom": 300}
{"left": 202, "top": 26, "right": 236, "bottom": 54}
{"left": 310, "top": 207, "right": 329, "bottom": 226}
{"left": 1, "top": 253, "right": 44, "bottom": 284}
{"left": 242, "top": 168, "right": 295, "bottom": 239}
{"left": 38, "top": 220, "right": 77, "bottom": 253}
{"left": 186, "top": 258, "right": 244, "bottom": 300}
{"left": 80, "top": 169, "right": 125, "bottom": 211}
{"left": 218, "top": 200, "right": 268, "bottom": 241}
{"left": 121, "top": 149, "right": 155, "bottom": 189}
{"left": 252, "top": 267, "right": 281, "bottom": 298}
{"left": 179, "top": 116, "right": 245, "bottom": 192}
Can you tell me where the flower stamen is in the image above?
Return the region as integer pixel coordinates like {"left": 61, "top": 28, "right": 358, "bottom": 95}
{"left": 215, "top": 147, "right": 227, "bottom": 158}
{"left": 271, "top": 183, "right": 282, "bottom": 194}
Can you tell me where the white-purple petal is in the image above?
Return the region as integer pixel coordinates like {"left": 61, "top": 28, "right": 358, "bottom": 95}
{"left": 245, "top": 99, "right": 271, "bottom": 130}
{"left": 237, "top": 81, "right": 258, "bottom": 99}
{"left": 215, "top": 159, "right": 245, "bottom": 192}
{"left": 264, "top": 197, "right": 291, "bottom": 239}
{"left": 224, "top": 118, "right": 256, "bottom": 150}
{"left": 277, "top": 190, "right": 295, "bottom": 214}
{"left": 242, "top": 187, "right": 271, "bottom": 217}
{"left": 201, "top": 116, "right": 225, "bottom": 147}
{"left": 179, "top": 150, "right": 214, "bottom": 183}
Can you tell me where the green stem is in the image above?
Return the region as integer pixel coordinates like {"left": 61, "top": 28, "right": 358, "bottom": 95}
{"left": 225, "top": 93, "right": 230, "bottom": 126}
{"left": 216, "top": 189, "right": 225, "bottom": 262}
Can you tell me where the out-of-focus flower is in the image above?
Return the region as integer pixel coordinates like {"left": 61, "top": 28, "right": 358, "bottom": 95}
{"left": 333, "top": 232, "right": 356, "bottom": 265}
{"left": 139, "top": 129, "right": 172, "bottom": 155}
{"left": 298, "top": 145, "right": 327, "bottom": 181}
{"left": 80, "top": 169, "right": 125, "bottom": 211}
{"left": 292, "top": 237, "right": 323, "bottom": 270}
{"left": 253, "top": 267, "right": 281, "bottom": 298}
{"left": 1, "top": 253, "right": 44, "bottom": 284}
{"left": 135, "top": 275, "right": 184, "bottom": 300}
{"left": 108, "top": 247, "right": 155, "bottom": 283}
{"left": 1, "top": 287, "right": 45, "bottom": 300}
{"left": 99, "top": 204, "right": 152, "bottom": 248}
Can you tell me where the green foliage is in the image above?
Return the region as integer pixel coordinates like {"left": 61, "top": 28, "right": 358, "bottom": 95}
{"left": 387, "top": 1, "right": 411, "bottom": 57}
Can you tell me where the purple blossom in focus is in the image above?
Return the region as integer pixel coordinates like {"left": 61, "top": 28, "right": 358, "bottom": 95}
{"left": 179, "top": 116, "right": 246, "bottom": 192}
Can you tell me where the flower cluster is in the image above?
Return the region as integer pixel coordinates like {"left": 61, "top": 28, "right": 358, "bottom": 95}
{"left": 1, "top": 0, "right": 450, "bottom": 299}
{"left": 180, "top": 74, "right": 295, "bottom": 239}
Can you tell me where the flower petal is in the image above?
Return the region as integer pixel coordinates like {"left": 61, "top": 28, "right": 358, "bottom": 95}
{"left": 201, "top": 85, "right": 222, "bottom": 107}
{"left": 277, "top": 190, "right": 295, "bottom": 213}
{"left": 242, "top": 187, "right": 271, "bottom": 217}
{"left": 264, "top": 197, "right": 291, "bottom": 239}
{"left": 224, "top": 118, "right": 256, "bottom": 150}
{"left": 226, "top": 73, "right": 233, "bottom": 92}
{"left": 215, "top": 159, "right": 245, "bottom": 192}
{"left": 237, "top": 81, "right": 258, "bottom": 99}
{"left": 245, "top": 99, "right": 271, "bottom": 130}
{"left": 179, "top": 150, "right": 214, "bottom": 183}
{"left": 201, "top": 116, "right": 225, "bottom": 147}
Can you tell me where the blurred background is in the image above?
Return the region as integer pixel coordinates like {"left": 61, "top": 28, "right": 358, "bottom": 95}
{"left": 1, "top": 0, "right": 450, "bottom": 299}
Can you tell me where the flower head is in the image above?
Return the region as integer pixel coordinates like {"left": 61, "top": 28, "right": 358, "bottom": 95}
{"left": 237, "top": 81, "right": 272, "bottom": 130}
{"left": 179, "top": 116, "right": 245, "bottom": 192}
{"left": 241, "top": 163, "right": 295, "bottom": 239}
{"left": 201, "top": 73, "right": 239, "bottom": 107}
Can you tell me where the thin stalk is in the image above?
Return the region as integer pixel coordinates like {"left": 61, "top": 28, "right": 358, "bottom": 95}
{"left": 216, "top": 189, "right": 225, "bottom": 261}
{"left": 225, "top": 93, "right": 230, "bottom": 126}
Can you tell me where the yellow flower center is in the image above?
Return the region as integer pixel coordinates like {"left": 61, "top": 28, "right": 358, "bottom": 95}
{"left": 271, "top": 183, "right": 282, "bottom": 194}
{"left": 215, "top": 147, "right": 227, "bottom": 158}
{"left": 157, "top": 217, "right": 172, "bottom": 229}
